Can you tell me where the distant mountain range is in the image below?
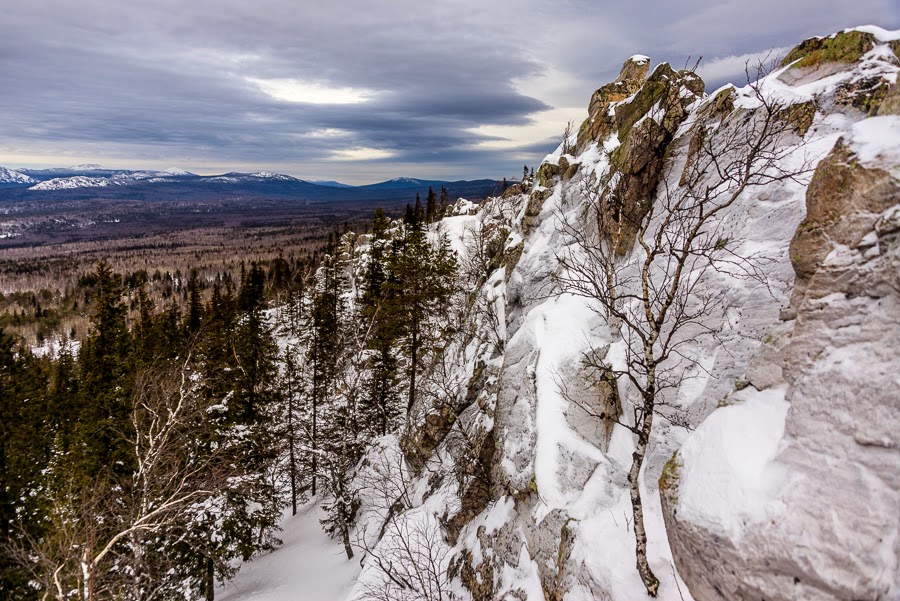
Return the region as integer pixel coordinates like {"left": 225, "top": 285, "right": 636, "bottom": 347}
{"left": 0, "top": 165, "right": 503, "bottom": 204}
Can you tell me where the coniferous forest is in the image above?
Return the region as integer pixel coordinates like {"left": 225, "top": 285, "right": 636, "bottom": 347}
{"left": 0, "top": 194, "right": 460, "bottom": 600}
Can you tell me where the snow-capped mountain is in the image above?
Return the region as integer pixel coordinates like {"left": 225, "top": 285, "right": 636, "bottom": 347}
{"left": 29, "top": 176, "right": 115, "bottom": 190}
{"left": 0, "top": 165, "right": 501, "bottom": 203}
{"left": 27, "top": 170, "right": 186, "bottom": 190}
{"left": 162, "top": 167, "right": 194, "bottom": 176}
{"left": 0, "top": 166, "right": 36, "bottom": 185}
{"left": 248, "top": 171, "right": 303, "bottom": 181}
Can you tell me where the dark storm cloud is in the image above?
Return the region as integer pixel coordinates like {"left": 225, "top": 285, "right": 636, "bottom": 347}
{"left": 2, "top": 0, "right": 897, "bottom": 181}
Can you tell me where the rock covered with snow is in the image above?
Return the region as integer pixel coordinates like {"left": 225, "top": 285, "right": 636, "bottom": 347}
{"left": 225, "top": 25, "right": 900, "bottom": 601}
{"left": 446, "top": 197, "right": 479, "bottom": 216}
{"left": 385, "top": 25, "right": 900, "bottom": 601}
{"left": 662, "top": 29, "right": 900, "bottom": 601}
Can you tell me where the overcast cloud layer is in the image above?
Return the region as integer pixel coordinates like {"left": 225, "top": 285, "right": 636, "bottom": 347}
{"left": 3, "top": 0, "right": 897, "bottom": 183}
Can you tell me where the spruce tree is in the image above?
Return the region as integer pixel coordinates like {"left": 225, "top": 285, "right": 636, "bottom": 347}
{"left": 225, "top": 262, "right": 282, "bottom": 558}
{"left": 414, "top": 192, "right": 425, "bottom": 224}
{"left": 73, "top": 260, "right": 134, "bottom": 480}
{"left": 186, "top": 268, "right": 203, "bottom": 337}
{"left": 304, "top": 242, "right": 348, "bottom": 495}
{"left": 439, "top": 185, "right": 450, "bottom": 217}
{"left": 0, "top": 329, "right": 53, "bottom": 600}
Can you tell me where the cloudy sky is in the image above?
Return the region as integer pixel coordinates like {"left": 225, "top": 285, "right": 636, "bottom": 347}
{"left": 2, "top": 1, "right": 897, "bottom": 184}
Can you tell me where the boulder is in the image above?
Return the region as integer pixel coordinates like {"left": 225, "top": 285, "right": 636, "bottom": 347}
{"left": 664, "top": 135, "right": 900, "bottom": 601}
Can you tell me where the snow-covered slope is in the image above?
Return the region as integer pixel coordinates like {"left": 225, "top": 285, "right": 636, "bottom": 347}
{"left": 27, "top": 170, "right": 183, "bottom": 190}
{"left": 29, "top": 175, "right": 116, "bottom": 190}
{"left": 219, "top": 502, "right": 361, "bottom": 601}
{"left": 383, "top": 25, "right": 898, "bottom": 601}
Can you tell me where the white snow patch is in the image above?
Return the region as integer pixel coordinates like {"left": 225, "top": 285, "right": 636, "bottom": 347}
{"left": 847, "top": 25, "right": 900, "bottom": 42}
{"left": 676, "top": 385, "right": 790, "bottom": 541}
{"left": 436, "top": 214, "right": 478, "bottom": 259}
{"left": 529, "top": 293, "right": 608, "bottom": 509}
{"left": 218, "top": 501, "right": 360, "bottom": 601}
{"left": 850, "top": 116, "right": 900, "bottom": 167}
{"left": 497, "top": 545, "right": 545, "bottom": 601}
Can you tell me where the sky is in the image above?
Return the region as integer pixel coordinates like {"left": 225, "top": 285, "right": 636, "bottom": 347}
{"left": 2, "top": 0, "right": 898, "bottom": 184}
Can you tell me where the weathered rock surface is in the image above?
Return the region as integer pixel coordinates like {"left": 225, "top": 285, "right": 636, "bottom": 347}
{"left": 577, "top": 55, "right": 650, "bottom": 149}
{"left": 664, "top": 117, "right": 900, "bottom": 601}
{"left": 601, "top": 63, "right": 705, "bottom": 253}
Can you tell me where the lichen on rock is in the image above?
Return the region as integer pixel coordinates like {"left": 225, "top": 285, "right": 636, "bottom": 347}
{"left": 781, "top": 30, "right": 877, "bottom": 69}
{"left": 576, "top": 55, "right": 650, "bottom": 149}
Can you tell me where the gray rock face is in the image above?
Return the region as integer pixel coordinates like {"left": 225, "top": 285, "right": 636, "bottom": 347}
{"left": 663, "top": 132, "right": 900, "bottom": 600}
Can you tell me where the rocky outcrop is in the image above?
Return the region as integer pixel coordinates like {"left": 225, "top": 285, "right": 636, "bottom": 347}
{"left": 577, "top": 56, "right": 650, "bottom": 149}
{"left": 788, "top": 140, "right": 900, "bottom": 299}
{"left": 663, "top": 119, "right": 900, "bottom": 600}
{"left": 363, "top": 25, "right": 900, "bottom": 601}
{"left": 600, "top": 64, "right": 704, "bottom": 253}
{"left": 781, "top": 29, "right": 878, "bottom": 69}
{"left": 780, "top": 28, "right": 900, "bottom": 116}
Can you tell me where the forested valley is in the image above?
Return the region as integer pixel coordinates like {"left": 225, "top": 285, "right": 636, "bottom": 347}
{"left": 0, "top": 189, "right": 465, "bottom": 600}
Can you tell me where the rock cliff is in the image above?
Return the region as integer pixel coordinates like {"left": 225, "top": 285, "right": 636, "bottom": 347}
{"left": 349, "top": 25, "right": 900, "bottom": 601}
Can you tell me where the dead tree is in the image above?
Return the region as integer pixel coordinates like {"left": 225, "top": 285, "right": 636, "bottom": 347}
{"left": 355, "top": 445, "right": 457, "bottom": 601}
{"left": 555, "top": 61, "right": 810, "bottom": 596}
{"left": 561, "top": 119, "right": 575, "bottom": 156}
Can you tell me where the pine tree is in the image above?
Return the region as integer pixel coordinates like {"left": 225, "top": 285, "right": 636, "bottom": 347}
{"left": 388, "top": 221, "right": 458, "bottom": 415}
{"left": 426, "top": 186, "right": 437, "bottom": 223}
{"left": 359, "top": 209, "right": 402, "bottom": 436}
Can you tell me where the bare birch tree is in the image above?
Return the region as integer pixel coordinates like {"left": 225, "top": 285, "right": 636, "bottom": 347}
{"left": 355, "top": 445, "right": 457, "bottom": 601}
{"left": 15, "top": 355, "right": 226, "bottom": 600}
{"left": 555, "top": 62, "right": 810, "bottom": 595}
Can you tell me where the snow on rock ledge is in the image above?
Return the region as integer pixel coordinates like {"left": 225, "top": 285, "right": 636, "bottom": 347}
{"left": 670, "top": 385, "right": 790, "bottom": 543}
{"left": 663, "top": 75, "right": 900, "bottom": 600}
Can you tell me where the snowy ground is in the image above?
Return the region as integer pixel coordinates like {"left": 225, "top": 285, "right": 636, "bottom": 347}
{"left": 217, "top": 501, "right": 360, "bottom": 601}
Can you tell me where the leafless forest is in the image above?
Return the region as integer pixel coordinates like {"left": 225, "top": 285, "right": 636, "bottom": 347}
{"left": 0, "top": 196, "right": 403, "bottom": 348}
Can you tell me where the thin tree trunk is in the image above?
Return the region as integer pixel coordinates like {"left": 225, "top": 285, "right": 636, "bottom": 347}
{"left": 205, "top": 556, "right": 215, "bottom": 601}
{"left": 629, "top": 389, "right": 660, "bottom": 597}
{"left": 312, "top": 351, "right": 318, "bottom": 497}
{"left": 288, "top": 368, "right": 297, "bottom": 515}
{"left": 338, "top": 498, "right": 354, "bottom": 560}
{"left": 407, "top": 314, "right": 418, "bottom": 414}
{"left": 312, "top": 388, "right": 318, "bottom": 497}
